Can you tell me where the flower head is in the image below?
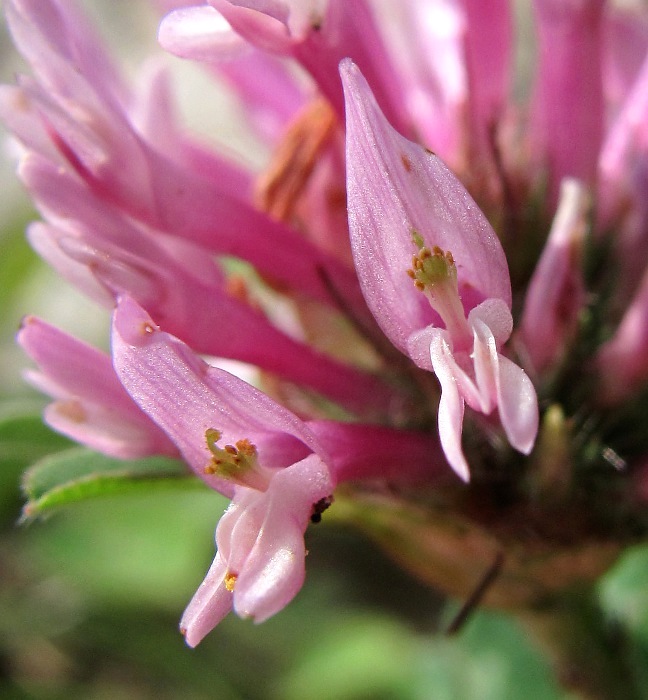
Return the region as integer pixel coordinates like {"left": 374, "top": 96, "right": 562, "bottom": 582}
{"left": 5, "top": 0, "right": 648, "bottom": 665}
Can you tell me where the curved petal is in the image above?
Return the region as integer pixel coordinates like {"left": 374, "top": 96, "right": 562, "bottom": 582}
{"left": 179, "top": 553, "right": 233, "bottom": 648}
{"left": 471, "top": 318, "right": 498, "bottom": 415}
{"left": 496, "top": 355, "right": 539, "bottom": 455}
{"left": 158, "top": 6, "right": 247, "bottom": 61}
{"left": 232, "top": 454, "right": 332, "bottom": 621}
{"left": 208, "top": 0, "right": 292, "bottom": 52}
{"left": 430, "top": 334, "right": 470, "bottom": 481}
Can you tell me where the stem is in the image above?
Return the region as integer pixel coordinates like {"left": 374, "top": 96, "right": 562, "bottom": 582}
{"left": 519, "top": 588, "right": 641, "bottom": 700}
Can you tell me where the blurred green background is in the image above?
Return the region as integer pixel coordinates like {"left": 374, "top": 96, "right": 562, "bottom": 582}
{"left": 2, "top": 2, "right": 648, "bottom": 698}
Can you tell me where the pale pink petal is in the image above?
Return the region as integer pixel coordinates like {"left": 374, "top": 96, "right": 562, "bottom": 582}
{"left": 18, "top": 316, "right": 176, "bottom": 458}
{"left": 470, "top": 313, "right": 538, "bottom": 453}
{"left": 234, "top": 513, "right": 305, "bottom": 622}
{"left": 180, "top": 553, "right": 233, "bottom": 648}
{"left": 470, "top": 319, "right": 498, "bottom": 415}
{"left": 158, "top": 6, "right": 247, "bottom": 61}
{"left": 495, "top": 355, "right": 539, "bottom": 455}
{"left": 27, "top": 222, "right": 114, "bottom": 308}
{"left": 214, "top": 49, "right": 306, "bottom": 143}
{"left": 4, "top": 0, "right": 128, "bottom": 107}
{"left": 603, "top": 8, "right": 648, "bottom": 120}
{"left": 599, "top": 50, "right": 648, "bottom": 247}
{"left": 208, "top": 0, "right": 292, "bottom": 52}
{"left": 468, "top": 298, "right": 513, "bottom": 346}
{"left": 389, "top": 0, "right": 466, "bottom": 167}
{"left": 0, "top": 84, "right": 63, "bottom": 164}
{"left": 430, "top": 334, "right": 470, "bottom": 482}
{"left": 233, "top": 454, "right": 331, "bottom": 621}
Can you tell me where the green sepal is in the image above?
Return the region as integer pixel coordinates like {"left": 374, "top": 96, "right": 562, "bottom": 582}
{"left": 22, "top": 447, "right": 205, "bottom": 520}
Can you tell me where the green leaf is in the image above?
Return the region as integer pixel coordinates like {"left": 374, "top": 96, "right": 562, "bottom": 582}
{"left": 22, "top": 447, "right": 205, "bottom": 519}
{"left": 0, "top": 408, "right": 74, "bottom": 517}
{"left": 0, "top": 408, "right": 73, "bottom": 464}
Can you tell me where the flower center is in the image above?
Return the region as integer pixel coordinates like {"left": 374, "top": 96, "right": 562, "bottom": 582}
{"left": 204, "top": 429, "right": 273, "bottom": 491}
{"left": 407, "top": 231, "right": 472, "bottom": 348}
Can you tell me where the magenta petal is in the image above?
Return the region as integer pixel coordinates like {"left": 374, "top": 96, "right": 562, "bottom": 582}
{"left": 596, "top": 267, "right": 648, "bottom": 402}
{"left": 307, "top": 419, "right": 443, "bottom": 483}
{"left": 460, "top": 0, "right": 513, "bottom": 164}
{"left": 530, "top": 0, "right": 605, "bottom": 204}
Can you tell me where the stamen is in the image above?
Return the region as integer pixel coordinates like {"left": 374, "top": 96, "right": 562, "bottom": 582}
{"left": 224, "top": 572, "right": 238, "bottom": 592}
{"left": 407, "top": 231, "right": 472, "bottom": 347}
{"left": 204, "top": 429, "right": 272, "bottom": 491}
{"left": 256, "top": 97, "right": 337, "bottom": 222}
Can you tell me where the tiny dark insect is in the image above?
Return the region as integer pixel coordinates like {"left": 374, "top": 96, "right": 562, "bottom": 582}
{"left": 310, "top": 495, "right": 334, "bottom": 524}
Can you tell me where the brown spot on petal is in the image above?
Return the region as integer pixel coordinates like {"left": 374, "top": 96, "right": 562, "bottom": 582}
{"left": 401, "top": 154, "right": 412, "bottom": 172}
{"left": 11, "top": 89, "right": 31, "bottom": 113}
{"left": 54, "top": 399, "right": 87, "bottom": 424}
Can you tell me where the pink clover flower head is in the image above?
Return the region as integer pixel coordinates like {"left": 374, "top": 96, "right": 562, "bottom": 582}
{"left": 111, "top": 296, "right": 335, "bottom": 643}
{"left": 341, "top": 60, "right": 538, "bottom": 481}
